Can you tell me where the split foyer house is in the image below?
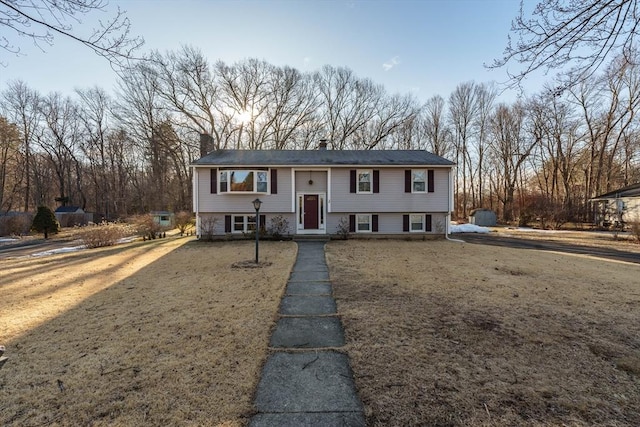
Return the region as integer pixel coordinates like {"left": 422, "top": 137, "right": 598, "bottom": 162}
{"left": 191, "top": 143, "right": 456, "bottom": 237}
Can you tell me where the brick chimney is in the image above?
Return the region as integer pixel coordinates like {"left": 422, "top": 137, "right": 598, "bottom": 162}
{"left": 199, "top": 133, "right": 214, "bottom": 157}
{"left": 318, "top": 139, "right": 328, "bottom": 150}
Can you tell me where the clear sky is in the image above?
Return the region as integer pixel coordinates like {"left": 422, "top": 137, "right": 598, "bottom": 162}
{"left": 1, "top": 0, "right": 543, "bottom": 103}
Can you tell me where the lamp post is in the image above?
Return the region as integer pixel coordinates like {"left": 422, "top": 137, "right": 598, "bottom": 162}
{"left": 252, "top": 198, "right": 262, "bottom": 264}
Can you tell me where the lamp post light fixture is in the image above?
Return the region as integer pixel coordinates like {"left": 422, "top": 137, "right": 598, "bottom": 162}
{"left": 252, "top": 198, "right": 262, "bottom": 264}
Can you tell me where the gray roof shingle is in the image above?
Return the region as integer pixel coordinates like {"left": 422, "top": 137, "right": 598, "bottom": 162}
{"left": 192, "top": 149, "right": 455, "bottom": 167}
{"left": 591, "top": 183, "right": 640, "bottom": 200}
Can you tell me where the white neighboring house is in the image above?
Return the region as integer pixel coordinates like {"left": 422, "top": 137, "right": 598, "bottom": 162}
{"left": 591, "top": 183, "right": 640, "bottom": 227}
{"left": 190, "top": 143, "right": 456, "bottom": 238}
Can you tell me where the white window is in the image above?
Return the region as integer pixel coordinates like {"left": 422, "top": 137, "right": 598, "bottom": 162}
{"left": 219, "top": 170, "right": 269, "bottom": 193}
{"left": 257, "top": 171, "right": 268, "bottom": 192}
{"left": 357, "top": 170, "right": 372, "bottom": 193}
{"left": 410, "top": 214, "right": 424, "bottom": 232}
{"left": 232, "top": 215, "right": 257, "bottom": 233}
{"left": 356, "top": 214, "right": 372, "bottom": 232}
{"left": 412, "top": 170, "right": 426, "bottom": 193}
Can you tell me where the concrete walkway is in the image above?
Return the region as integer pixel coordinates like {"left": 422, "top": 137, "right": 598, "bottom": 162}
{"left": 249, "top": 241, "right": 365, "bottom": 427}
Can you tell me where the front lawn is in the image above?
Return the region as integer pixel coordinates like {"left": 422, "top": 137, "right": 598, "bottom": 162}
{"left": 327, "top": 240, "right": 640, "bottom": 426}
{"left": 0, "top": 238, "right": 296, "bottom": 426}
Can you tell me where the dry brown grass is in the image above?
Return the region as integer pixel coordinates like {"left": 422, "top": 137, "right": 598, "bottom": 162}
{"left": 326, "top": 240, "right": 640, "bottom": 427}
{"left": 0, "top": 237, "right": 296, "bottom": 426}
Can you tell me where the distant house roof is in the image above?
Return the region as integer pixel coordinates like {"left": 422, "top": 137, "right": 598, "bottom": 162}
{"left": 54, "top": 206, "right": 84, "bottom": 213}
{"left": 591, "top": 183, "right": 640, "bottom": 200}
{"left": 192, "top": 149, "right": 456, "bottom": 167}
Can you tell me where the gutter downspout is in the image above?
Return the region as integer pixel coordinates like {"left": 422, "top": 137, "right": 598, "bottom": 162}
{"left": 445, "top": 166, "right": 465, "bottom": 243}
{"left": 193, "top": 166, "right": 200, "bottom": 238}
{"left": 445, "top": 212, "right": 465, "bottom": 243}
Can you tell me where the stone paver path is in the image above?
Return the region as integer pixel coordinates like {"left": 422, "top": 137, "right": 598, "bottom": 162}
{"left": 249, "top": 241, "right": 365, "bottom": 426}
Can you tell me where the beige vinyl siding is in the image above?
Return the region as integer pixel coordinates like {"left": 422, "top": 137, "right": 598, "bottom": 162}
{"left": 329, "top": 167, "right": 450, "bottom": 213}
{"left": 196, "top": 167, "right": 293, "bottom": 213}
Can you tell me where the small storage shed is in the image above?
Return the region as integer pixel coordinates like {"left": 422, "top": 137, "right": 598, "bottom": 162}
{"left": 151, "top": 211, "right": 175, "bottom": 228}
{"left": 54, "top": 206, "right": 87, "bottom": 227}
{"left": 469, "top": 209, "right": 497, "bottom": 226}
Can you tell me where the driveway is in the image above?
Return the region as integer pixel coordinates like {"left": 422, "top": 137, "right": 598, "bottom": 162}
{"left": 458, "top": 233, "right": 640, "bottom": 265}
{"left": 0, "top": 237, "right": 82, "bottom": 260}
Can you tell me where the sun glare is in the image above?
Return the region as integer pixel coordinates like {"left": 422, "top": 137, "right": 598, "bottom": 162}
{"left": 237, "top": 109, "right": 252, "bottom": 124}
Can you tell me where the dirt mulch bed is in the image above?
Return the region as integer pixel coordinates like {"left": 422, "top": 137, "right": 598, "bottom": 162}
{"left": 326, "top": 240, "right": 640, "bottom": 427}
{"left": 0, "top": 237, "right": 296, "bottom": 426}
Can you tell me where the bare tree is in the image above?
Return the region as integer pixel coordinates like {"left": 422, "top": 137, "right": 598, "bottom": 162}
{"left": 492, "top": 0, "right": 640, "bottom": 89}
{"left": 569, "top": 53, "right": 640, "bottom": 204}
{"left": 449, "top": 82, "right": 478, "bottom": 218}
{"left": 1, "top": 80, "right": 40, "bottom": 211}
{"left": 149, "top": 47, "right": 224, "bottom": 152}
{"left": 528, "top": 89, "right": 585, "bottom": 221}
{"left": 0, "top": 115, "right": 21, "bottom": 211}
{"left": 421, "top": 95, "right": 453, "bottom": 157}
{"left": 488, "top": 103, "right": 537, "bottom": 222}
{"left": 473, "top": 83, "right": 497, "bottom": 207}
{"left": 0, "top": 0, "right": 143, "bottom": 65}
{"left": 264, "top": 65, "right": 320, "bottom": 149}
{"left": 76, "top": 86, "right": 119, "bottom": 217}
{"left": 216, "top": 58, "right": 274, "bottom": 149}
{"left": 314, "top": 65, "right": 382, "bottom": 149}
{"left": 36, "top": 92, "right": 85, "bottom": 208}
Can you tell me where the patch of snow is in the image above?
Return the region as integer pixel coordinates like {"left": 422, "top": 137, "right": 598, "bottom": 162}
{"left": 506, "top": 227, "right": 572, "bottom": 233}
{"left": 0, "top": 238, "right": 19, "bottom": 243}
{"left": 450, "top": 224, "right": 490, "bottom": 233}
{"left": 117, "top": 236, "right": 137, "bottom": 244}
{"left": 30, "top": 245, "right": 87, "bottom": 257}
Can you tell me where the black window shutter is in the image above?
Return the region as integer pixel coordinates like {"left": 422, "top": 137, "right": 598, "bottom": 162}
{"left": 271, "top": 169, "right": 278, "bottom": 194}
{"left": 260, "top": 215, "right": 266, "bottom": 230}
{"left": 428, "top": 169, "right": 435, "bottom": 193}
{"left": 224, "top": 215, "right": 231, "bottom": 233}
{"left": 373, "top": 170, "right": 380, "bottom": 193}
{"left": 426, "top": 214, "right": 432, "bottom": 232}
{"left": 405, "top": 170, "right": 411, "bottom": 193}
{"left": 372, "top": 214, "right": 379, "bottom": 232}
{"left": 349, "top": 215, "right": 356, "bottom": 232}
{"left": 403, "top": 214, "right": 409, "bottom": 232}
{"left": 350, "top": 170, "right": 356, "bottom": 193}
{"left": 210, "top": 169, "right": 217, "bottom": 194}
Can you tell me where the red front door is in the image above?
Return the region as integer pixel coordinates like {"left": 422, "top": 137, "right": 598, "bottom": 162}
{"left": 303, "top": 195, "right": 319, "bottom": 229}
